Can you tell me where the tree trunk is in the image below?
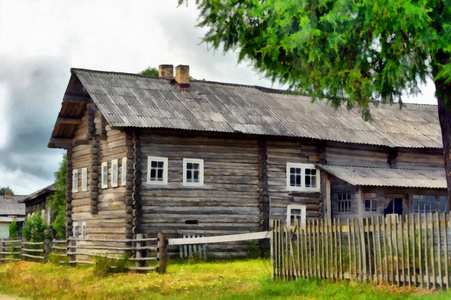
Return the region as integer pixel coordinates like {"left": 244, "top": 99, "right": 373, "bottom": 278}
{"left": 436, "top": 85, "right": 451, "bottom": 207}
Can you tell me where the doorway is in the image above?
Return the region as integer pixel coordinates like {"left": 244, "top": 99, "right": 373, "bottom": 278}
{"left": 384, "top": 197, "right": 403, "bottom": 216}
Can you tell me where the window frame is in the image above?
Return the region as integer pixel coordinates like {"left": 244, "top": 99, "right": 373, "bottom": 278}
{"left": 111, "top": 159, "right": 119, "bottom": 187}
{"left": 412, "top": 194, "right": 448, "bottom": 213}
{"left": 147, "top": 156, "right": 168, "bottom": 185}
{"left": 73, "top": 222, "right": 79, "bottom": 238}
{"left": 121, "top": 157, "right": 127, "bottom": 186}
{"left": 286, "top": 163, "right": 320, "bottom": 192}
{"left": 72, "top": 169, "right": 79, "bottom": 193}
{"left": 364, "top": 193, "right": 377, "bottom": 212}
{"left": 81, "top": 167, "right": 88, "bottom": 192}
{"left": 101, "top": 162, "right": 108, "bottom": 189}
{"left": 183, "top": 158, "right": 204, "bottom": 186}
{"left": 286, "top": 204, "right": 307, "bottom": 226}
{"left": 81, "top": 221, "right": 87, "bottom": 239}
{"left": 337, "top": 193, "right": 352, "bottom": 213}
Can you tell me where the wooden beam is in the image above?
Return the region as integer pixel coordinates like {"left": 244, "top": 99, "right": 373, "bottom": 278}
{"left": 56, "top": 117, "right": 82, "bottom": 125}
{"left": 63, "top": 94, "right": 90, "bottom": 103}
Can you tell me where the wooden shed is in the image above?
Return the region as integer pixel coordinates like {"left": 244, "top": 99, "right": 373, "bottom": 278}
{"left": 48, "top": 65, "right": 447, "bottom": 256}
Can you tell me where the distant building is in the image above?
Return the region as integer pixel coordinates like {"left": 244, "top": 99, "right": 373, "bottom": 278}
{"left": 20, "top": 183, "right": 56, "bottom": 224}
{"left": 0, "top": 194, "right": 25, "bottom": 239}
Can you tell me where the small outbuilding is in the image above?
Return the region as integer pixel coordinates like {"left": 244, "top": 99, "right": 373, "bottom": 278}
{"left": 0, "top": 194, "right": 25, "bottom": 239}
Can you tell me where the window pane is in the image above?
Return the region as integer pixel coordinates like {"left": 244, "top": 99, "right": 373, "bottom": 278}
{"left": 193, "top": 170, "right": 199, "bottom": 182}
{"left": 187, "top": 163, "right": 193, "bottom": 169}
{"left": 157, "top": 169, "right": 163, "bottom": 181}
{"left": 187, "top": 170, "right": 192, "bottom": 181}
{"left": 151, "top": 161, "right": 157, "bottom": 168}
{"left": 157, "top": 161, "right": 163, "bottom": 168}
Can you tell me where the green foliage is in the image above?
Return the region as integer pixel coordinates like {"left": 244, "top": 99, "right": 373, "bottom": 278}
{"left": 8, "top": 218, "right": 19, "bottom": 240}
{"left": 47, "top": 154, "right": 67, "bottom": 240}
{"left": 0, "top": 186, "right": 14, "bottom": 196}
{"left": 179, "top": 0, "right": 450, "bottom": 114}
{"left": 140, "top": 67, "right": 159, "bottom": 77}
{"left": 93, "top": 253, "right": 131, "bottom": 276}
{"left": 22, "top": 210, "right": 51, "bottom": 242}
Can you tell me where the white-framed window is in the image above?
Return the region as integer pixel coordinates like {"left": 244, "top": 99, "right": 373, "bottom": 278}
{"left": 286, "top": 163, "right": 319, "bottom": 191}
{"left": 72, "top": 169, "right": 79, "bottom": 193}
{"left": 286, "top": 204, "right": 306, "bottom": 226}
{"left": 73, "top": 222, "right": 79, "bottom": 238}
{"left": 111, "top": 159, "right": 119, "bottom": 187}
{"left": 82, "top": 221, "right": 87, "bottom": 239}
{"left": 82, "top": 167, "right": 88, "bottom": 192}
{"left": 364, "top": 193, "right": 377, "bottom": 212}
{"left": 183, "top": 158, "right": 204, "bottom": 186}
{"left": 101, "top": 162, "right": 108, "bottom": 189}
{"left": 147, "top": 156, "right": 168, "bottom": 184}
{"left": 337, "top": 193, "right": 352, "bottom": 213}
{"left": 121, "top": 157, "right": 127, "bottom": 186}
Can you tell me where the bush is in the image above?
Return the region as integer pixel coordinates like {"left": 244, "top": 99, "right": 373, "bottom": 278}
{"left": 8, "top": 218, "right": 19, "bottom": 240}
{"left": 22, "top": 210, "right": 52, "bottom": 242}
{"left": 93, "top": 253, "right": 131, "bottom": 276}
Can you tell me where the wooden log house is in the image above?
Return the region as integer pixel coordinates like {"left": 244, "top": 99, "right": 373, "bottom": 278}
{"left": 48, "top": 65, "right": 447, "bottom": 257}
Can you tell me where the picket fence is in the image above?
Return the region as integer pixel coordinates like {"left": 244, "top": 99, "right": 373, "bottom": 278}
{"left": 271, "top": 213, "right": 451, "bottom": 290}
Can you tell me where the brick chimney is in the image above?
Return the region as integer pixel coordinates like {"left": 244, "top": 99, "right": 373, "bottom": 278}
{"left": 175, "top": 65, "right": 189, "bottom": 87}
{"left": 4, "top": 191, "right": 12, "bottom": 199}
{"left": 159, "top": 64, "right": 174, "bottom": 79}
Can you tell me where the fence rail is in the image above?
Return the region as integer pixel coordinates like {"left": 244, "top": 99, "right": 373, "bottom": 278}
{"left": 271, "top": 213, "right": 451, "bottom": 290}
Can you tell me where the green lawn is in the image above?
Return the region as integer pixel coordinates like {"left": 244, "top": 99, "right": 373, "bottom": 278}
{"left": 0, "top": 259, "right": 448, "bottom": 299}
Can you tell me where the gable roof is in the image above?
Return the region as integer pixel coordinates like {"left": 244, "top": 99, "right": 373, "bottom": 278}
{"left": 21, "top": 183, "right": 56, "bottom": 204}
{"left": 49, "top": 68, "right": 442, "bottom": 149}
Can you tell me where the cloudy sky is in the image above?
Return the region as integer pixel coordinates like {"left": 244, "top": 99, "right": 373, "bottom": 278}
{"left": 0, "top": 0, "right": 437, "bottom": 195}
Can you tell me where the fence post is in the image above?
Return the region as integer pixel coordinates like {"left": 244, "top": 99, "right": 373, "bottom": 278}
{"left": 1, "top": 239, "right": 4, "bottom": 261}
{"left": 44, "top": 239, "right": 50, "bottom": 263}
{"left": 69, "top": 238, "right": 77, "bottom": 266}
{"left": 21, "top": 237, "right": 26, "bottom": 261}
{"left": 135, "top": 233, "right": 144, "bottom": 271}
{"left": 157, "top": 233, "right": 168, "bottom": 274}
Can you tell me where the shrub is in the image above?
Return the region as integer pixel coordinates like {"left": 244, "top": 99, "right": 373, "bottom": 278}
{"left": 22, "top": 210, "right": 52, "bottom": 242}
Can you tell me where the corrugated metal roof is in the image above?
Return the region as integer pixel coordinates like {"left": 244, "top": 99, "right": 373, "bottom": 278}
{"left": 72, "top": 68, "right": 442, "bottom": 148}
{"left": 0, "top": 197, "right": 26, "bottom": 216}
{"left": 316, "top": 164, "right": 447, "bottom": 189}
{"left": 21, "top": 184, "right": 56, "bottom": 203}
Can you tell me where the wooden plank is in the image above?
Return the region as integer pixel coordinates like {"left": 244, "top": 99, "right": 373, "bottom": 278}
{"left": 313, "top": 219, "right": 318, "bottom": 277}
{"left": 271, "top": 220, "right": 275, "bottom": 280}
{"left": 366, "top": 218, "right": 373, "bottom": 282}
{"left": 431, "top": 212, "right": 436, "bottom": 289}
{"left": 400, "top": 215, "right": 405, "bottom": 286}
{"left": 167, "top": 231, "right": 270, "bottom": 245}
{"left": 411, "top": 214, "right": 416, "bottom": 287}
{"left": 406, "top": 214, "right": 411, "bottom": 287}
{"left": 63, "top": 94, "right": 90, "bottom": 103}
{"left": 357, "top": 218, "right": 364, "bottom": 282}
{"left": 425, "top": 213, "right": 430, "bottom": 288}
{"left": 321, "top": 219, "right": 325, "bottom": 279}
{"left": 376, "top": 216, "right": 382, "bottom": 284}
{"left": 338, "top": 218, "right": 343, "bottom": 281}
{"left": 349, "top": 218, "right": 354, "bottom": 280}
{"left": 443, "top": 212, "right": 449, "bottom": 290}
{"left": 296, "top": 221, "right": 301, "bottom": 278}
{"left": 418, "top": 213, "right": 424, "bottom": 288}
{"left": 307, "top": 219, "right": 312, "bottom": 278}
{"left": 387, "top": 215, "right": 393, "bottom": 285}
{"left": 437, "top": 212, "right": 443, "bottom": 290}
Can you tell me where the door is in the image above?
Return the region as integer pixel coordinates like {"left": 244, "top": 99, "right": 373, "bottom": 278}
{"left": 384, "top": 197, "right": 403, "bottom": 216}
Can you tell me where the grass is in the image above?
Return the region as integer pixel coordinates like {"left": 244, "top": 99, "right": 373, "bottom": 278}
{"left": 0, "top": 259, "right": 450, "bottom": 299}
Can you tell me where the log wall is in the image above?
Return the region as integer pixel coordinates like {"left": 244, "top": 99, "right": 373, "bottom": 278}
{"left": 139, "top": 131, "right": 261, "bottom": 257}
{"left": 69, "top": 106, "right": 129, "bottom": 244}
{"left": 267, "top": 138, "right": 322, "bottom": 223}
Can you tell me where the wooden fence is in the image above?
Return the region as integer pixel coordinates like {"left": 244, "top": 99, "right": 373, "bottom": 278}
{"left": 271, "top": 213, "right": 451, "bottom": 290}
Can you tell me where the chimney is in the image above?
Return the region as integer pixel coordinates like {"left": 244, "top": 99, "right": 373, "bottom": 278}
{"left": 4, "top": 191, "right": 11, "bottom": 199}
{"left": 158, "top": 64, "right": 174, "bottom": 79}
{"left": 175, "top": 65, "right": 190, "bottom": 87}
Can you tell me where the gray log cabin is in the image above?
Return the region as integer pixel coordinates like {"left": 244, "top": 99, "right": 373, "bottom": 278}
{"left": 48, "top": 65, "right": 448, "bottom": 256}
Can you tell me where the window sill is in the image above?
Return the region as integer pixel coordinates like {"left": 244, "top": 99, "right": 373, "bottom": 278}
{"left": 143, "top": 182, "right": 212, "bottom": 189}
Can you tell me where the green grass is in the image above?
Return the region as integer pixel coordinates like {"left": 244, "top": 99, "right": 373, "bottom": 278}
{"left": 0, "top": 259, "right": 449, "bottom": 299}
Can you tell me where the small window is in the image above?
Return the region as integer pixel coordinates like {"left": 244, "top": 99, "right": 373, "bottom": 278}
{"left": 147, "top": 156, "right": 168, "bottom": 184}
{"left": 337, "top": 193, "right": 352, "bottom": 213}
{"left": 413, "top": 195, "right": 436, "bottom": 213}
{"left": 286, "top": 163, "right": 319, "bottom": 191}
{"left": 286, "top": 204, "right": 306, "bottom": 226}
{"left": 73, "top": 222, "right": 79, "bottom": 238}
{"left": 72, "top": 170, "right": 79, "bottom": 193}
{"left": 439, "top": 196, "right": 450, "bottom": 213}
{"left": 183, "top": 158, "right": 204, "bottom": 186}
{"left": 82, "top": 168, "right": 88, "bottom": 192}
{"left": 121, "top": 157, "right": 127, "bottom": 186}
{"left": 101, "top": 162, "right": 108, "bottom": 189}
{"left": 364, "top": 193, "right": 377, "bottom": 212}
{"left": 82, "top": 222, "right": 87, "bottom": 239}
{"left": 111, "top": 159, "right": 119, "bottom": 187}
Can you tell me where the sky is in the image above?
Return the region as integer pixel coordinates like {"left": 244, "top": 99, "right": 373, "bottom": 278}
{"left": 0, "top": 0, "right": 437, "bottom": 195}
